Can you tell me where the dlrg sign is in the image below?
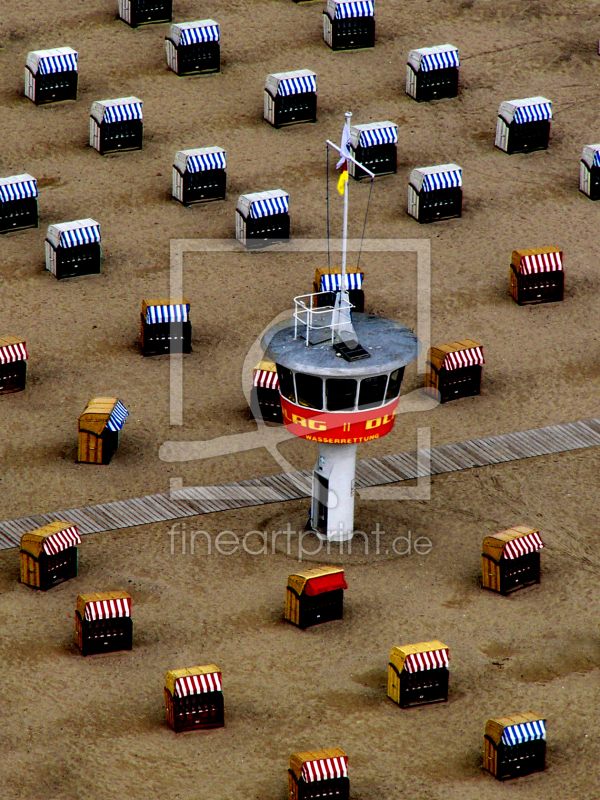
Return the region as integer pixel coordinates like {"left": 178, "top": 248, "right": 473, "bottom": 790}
{"left": 280, "top": 396, "right": 400, "bottom": 444}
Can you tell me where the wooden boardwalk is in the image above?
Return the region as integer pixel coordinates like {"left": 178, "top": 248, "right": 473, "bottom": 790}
{"left": 2, "top": 417, "right": 600, "bottom": 550}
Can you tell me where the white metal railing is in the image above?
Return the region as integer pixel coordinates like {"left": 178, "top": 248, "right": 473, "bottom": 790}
{"left": 293, "top": 291, "right": 353, "bottom": 346}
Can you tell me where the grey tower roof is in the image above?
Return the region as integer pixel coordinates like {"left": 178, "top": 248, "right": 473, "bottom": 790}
{"left": 263, "top": 313, "right": 420, "bottom": 378}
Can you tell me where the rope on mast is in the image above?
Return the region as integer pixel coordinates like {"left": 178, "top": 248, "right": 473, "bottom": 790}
{"left": 356, "top": 175, "right": 374, "bottom": 272}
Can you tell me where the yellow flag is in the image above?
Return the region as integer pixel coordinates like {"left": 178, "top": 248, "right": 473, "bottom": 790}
{"left": 337, "top": 168, "right": 348, "bottom": 195}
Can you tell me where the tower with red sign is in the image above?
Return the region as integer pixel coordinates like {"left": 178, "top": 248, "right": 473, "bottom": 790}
{"left": 264, "top": 310, "right": 419, "bottom": 541}
{"left": 263, "top": 112, "right": 421, "bottom": 542}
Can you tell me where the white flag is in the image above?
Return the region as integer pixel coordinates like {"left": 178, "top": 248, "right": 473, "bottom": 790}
{"left": 336, "top": 124, "right": 352, "bottom": 169}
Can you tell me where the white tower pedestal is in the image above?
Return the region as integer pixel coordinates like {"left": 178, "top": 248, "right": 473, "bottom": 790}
{"left": 311, "top": 442, "right": 357, "bottom": 542}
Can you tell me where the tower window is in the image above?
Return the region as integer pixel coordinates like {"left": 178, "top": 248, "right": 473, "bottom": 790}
{"left": 277, "top": 365, "right": 296, "bottom": 402}
{"left": 358, "top": 375, "right": 388, "bottom": 410}
{"left": 385, "top": 368, "right": 405, "bottom": 402}
{"left": 326, "top": 378, "right": 357, "bottom": 411}
{"left": 295, "top": 372, "right": 323, "bottom": 410}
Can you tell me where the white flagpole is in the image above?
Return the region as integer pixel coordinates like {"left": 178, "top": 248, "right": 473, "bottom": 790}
{"left": 326, "top": 113, "right": 375, "bottom": 343}
{"left": 341, "top": 110, "right": 351, "bottom": 296}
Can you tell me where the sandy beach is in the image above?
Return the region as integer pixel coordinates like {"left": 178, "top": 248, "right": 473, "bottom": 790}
{"left": 1, "top": 1, "right": 600, "bottom": 797}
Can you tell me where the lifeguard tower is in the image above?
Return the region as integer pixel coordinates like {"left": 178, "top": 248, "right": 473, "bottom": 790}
{"left": 263, "top": 112, "right": 420, "bottom": 542}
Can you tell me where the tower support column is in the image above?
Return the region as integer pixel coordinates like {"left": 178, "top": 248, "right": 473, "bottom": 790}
{"left": 311, "top": 442, "right": 357, "bottom": 542}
